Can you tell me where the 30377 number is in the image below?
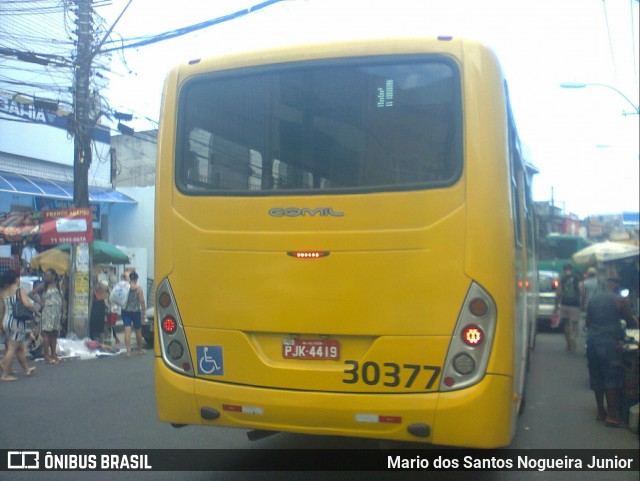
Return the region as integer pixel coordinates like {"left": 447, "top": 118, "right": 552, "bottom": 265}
{"left": 342, "top": 361, "right": 441, "bottom": 389}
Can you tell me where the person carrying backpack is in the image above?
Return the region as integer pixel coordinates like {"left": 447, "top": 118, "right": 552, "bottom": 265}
{"left": 555, "top": 264, "right": 582, "bottom": 352}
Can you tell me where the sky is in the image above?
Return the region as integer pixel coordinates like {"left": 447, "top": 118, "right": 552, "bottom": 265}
{"left": 97, "top": 0, "right": 639, "bottom": 218}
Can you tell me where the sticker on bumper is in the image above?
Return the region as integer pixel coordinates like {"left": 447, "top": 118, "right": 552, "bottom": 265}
{"left": 197, "top": 346, "right": 224, "bottom": 375}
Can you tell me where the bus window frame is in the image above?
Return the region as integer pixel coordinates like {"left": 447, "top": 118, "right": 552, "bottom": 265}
{"left": 174, "top": 54, "right": 464, "bottom": 197}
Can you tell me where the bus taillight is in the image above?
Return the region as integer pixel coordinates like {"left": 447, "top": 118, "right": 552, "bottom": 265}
{"left": 166, "top": 340, "right": 184, "bottom": 360}
{"left": 461, "top": 325, "right": 484, "bottom": 346}
{"left": 468, "top": 298, "right": 488, "bottom": 317}
{"left": 158, "top": 291, "right": 172, "bottom": 308}
{"left": 452, "top": 353, "right": 476, "bottom": 375}
{"left": 440, "top": 282, "right": 496, "bottom": 392}
{"left": 162, "top": 316, "right": 177, "bottom": 334}
{"left": 156, "top": 278, "right": 194, "bottom": 377}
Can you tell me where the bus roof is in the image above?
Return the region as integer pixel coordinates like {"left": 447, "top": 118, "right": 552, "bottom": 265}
{"left": 172, "top": 36, "right": 497, "bottom": 79}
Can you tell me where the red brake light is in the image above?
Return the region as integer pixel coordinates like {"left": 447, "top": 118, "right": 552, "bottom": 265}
{"left": 461, "top": 325, "right": 484, "bottom": 346}
{"left": 161, "top": 316, "right": 177, "bottom": 334}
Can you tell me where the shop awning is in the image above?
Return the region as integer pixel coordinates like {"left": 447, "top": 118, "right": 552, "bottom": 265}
{"left": 0, "top": 171, "right": 137, "bottom": 204}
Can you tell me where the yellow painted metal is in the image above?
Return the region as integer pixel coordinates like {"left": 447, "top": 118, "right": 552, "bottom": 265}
{"left": 155, "top": 357, "right": 514, "bottom": 447}
{"left": 155, "top": 36, "right": 523, "bottom": 447}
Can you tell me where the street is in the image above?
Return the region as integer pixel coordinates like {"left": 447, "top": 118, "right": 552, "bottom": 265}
{"left": 1, "top": 331, "right": 637, "bottom": 481}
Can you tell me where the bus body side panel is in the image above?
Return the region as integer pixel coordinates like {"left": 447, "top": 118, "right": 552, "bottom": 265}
{"left": 154, "top": 67, "right": 179, "bottom": 360}
{"left": 461, "top": 42, "right": 533, "bottom": 434}
{"left": 154, "top": 359, "right": 198, "bottom": 425}
{"left": 431, "top": 374, "right": 513, "bottom": 447}
{"left": 460, "top": 40, "right": 522, "bottom": 437}
{"left": 461, "top": 43, "right": 515, "bottom": 378}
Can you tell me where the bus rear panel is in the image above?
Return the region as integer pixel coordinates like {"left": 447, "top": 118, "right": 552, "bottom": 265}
{"left": 154, "top": 37, "right": 528, "bottom": 448}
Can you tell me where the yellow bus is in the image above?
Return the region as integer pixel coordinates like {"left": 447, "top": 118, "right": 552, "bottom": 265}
{"left": 154, "top": 35, "right": 538, "bottom": 448}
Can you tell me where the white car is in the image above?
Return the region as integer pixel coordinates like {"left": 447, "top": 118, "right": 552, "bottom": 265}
{"left": 537, "top": 270, "right": 560, "bottom": 331}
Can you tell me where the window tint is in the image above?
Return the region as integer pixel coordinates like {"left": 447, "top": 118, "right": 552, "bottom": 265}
{"left": 176, "top": 56, "right": 462, "bottom": 195}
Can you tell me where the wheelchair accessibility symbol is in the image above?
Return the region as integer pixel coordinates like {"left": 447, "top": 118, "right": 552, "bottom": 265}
{"left": 197, "top": 346, "right": 224, "bottom": 375}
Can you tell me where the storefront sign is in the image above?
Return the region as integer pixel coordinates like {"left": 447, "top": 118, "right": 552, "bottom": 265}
{"left": 0, "top": 89, "right": 110, "bottom": 143}
{"left": 72, "top": 271, "right": 90, "bottom": 333}
{"left": 40, "top": 208, "right": 93, "bottom": 245}
{"left": 35, "top": 199, "right": 100, "bottom": 223}
{"left": 69, "top": 244, "right": 90, "bottom": 338}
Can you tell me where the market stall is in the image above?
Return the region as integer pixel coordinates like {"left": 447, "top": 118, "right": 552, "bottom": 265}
{"left": 572, "top": 241, "right": 639, "bottom": 298}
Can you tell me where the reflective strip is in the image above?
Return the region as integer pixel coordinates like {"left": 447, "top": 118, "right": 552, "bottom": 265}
{"left": 379, "top": 415, "right": 402, "bottom": 424}
{"left": 355, "top": 414, "right": 379, "bottom": 423}
{"left": 355, "top": 414, "right": 401, "bottom": 424}
{"left": 223, "top": 404, "right": 264, "bottom": 415}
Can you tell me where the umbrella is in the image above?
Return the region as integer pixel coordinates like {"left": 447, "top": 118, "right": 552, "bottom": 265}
{"left": 55, "top": 239, "right": 130, "bottom": 264}
{"left": 30, "top": 249, "right": 70, "bottom": 275}
{"left": 572, "top": 241, "right": 639, "bottom": 266}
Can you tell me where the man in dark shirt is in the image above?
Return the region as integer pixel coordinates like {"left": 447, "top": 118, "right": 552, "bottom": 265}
{"left": 556, "top": 264, "right": 582, "bottom": 351}
{"left": 586, "top": 276, "right": 638, "bottom": 427}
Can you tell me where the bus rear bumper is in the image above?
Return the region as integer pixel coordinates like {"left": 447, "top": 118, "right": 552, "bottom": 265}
{"left": 155, "top": 359, "right": 514, "bottom": 447}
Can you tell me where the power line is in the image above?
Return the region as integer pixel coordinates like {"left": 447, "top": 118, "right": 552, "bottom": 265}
{"left": 98, "top": 0, "right": 289, "bottom": 54}
{"left": 601, "top": 0, "right": 619, "bottom": 79}
{"left": 631, "top": 0, "right": 639, "bottom": 89}
{"left": 1, "top": 0, "right": 292, "bottom": 134}
{"left": 0, "top": 47, "right": 74, "bottom": 67}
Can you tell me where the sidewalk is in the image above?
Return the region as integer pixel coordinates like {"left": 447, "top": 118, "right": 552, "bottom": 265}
{"left": 103, "top": 319, "right": 146, "bottom": 349}
{"left": 0, "top": 319, "right": 146, "bottom": 358}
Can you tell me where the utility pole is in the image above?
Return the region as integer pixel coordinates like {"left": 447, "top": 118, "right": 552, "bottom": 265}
{"left": 73, "top": 0, "right": 93, "bottom": 209}
{"left": 67, "top": 0, "right": 132, "bottom": 338}
{"left": 69, "top": 0, "right": 95, "bottom": 337}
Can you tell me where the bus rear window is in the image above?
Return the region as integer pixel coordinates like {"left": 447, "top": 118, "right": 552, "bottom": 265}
{"left": 176, "top": 56, "right": 462, "bottom": 195}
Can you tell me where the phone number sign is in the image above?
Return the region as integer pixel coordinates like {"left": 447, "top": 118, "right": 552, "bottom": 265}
{"left": 40, "top": 208, "right": 93, "bottom": 245}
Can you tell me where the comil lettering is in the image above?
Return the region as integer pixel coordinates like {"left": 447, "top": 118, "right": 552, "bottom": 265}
{"left": 269, "top": 207, "right": 344, "bottom": 218}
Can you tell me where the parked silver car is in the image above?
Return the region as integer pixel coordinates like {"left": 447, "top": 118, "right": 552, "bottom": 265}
{"left": 537, "top": 270, "right": 560, "bottom": 331}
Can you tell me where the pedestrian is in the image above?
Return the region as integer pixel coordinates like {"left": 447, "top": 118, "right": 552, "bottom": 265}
{"left": 555, "top": 263, "right": 582, "bottom": 351}
{"left": 58, "top": 274, "right": 69, "bottom": 338}
{"left": 27, "top": 322, "right": 44, "bottom": 360}
{"left": 580, "top": 267, "right": 599, "bottom": 312}
{"left": 0, "top": 269, "right": 38, "bottom": 381}
{"left": 20, "top": 239, "right": 38, "bottom": 275}
{"left": 89, "top": 278, "right": 109, "bottom": 341}
{"left": 108, "top": 305, "right": 121, "bottom": 345}
{"left": 0, "top": 307, "right": 7, "bottom": 369}
{"left": 586, "top": 276, "right": 639, "bottom": 427}
{"left": 121, "top": 271, "right": 146, "bottom": 358}
{"left": 28, "top": 268, "right": 65, "bottom": 364}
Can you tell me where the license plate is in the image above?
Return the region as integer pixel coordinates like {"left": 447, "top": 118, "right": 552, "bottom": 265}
{"left": 282, "top": 338, "right": 340, "bottom": 360}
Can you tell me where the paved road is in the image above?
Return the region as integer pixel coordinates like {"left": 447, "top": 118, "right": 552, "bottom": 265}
{"left": 514, "top": 330, "right": 637, "bottom": 450}
{"left": 0, "top": 331, "right": 637, "bottom": 481}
